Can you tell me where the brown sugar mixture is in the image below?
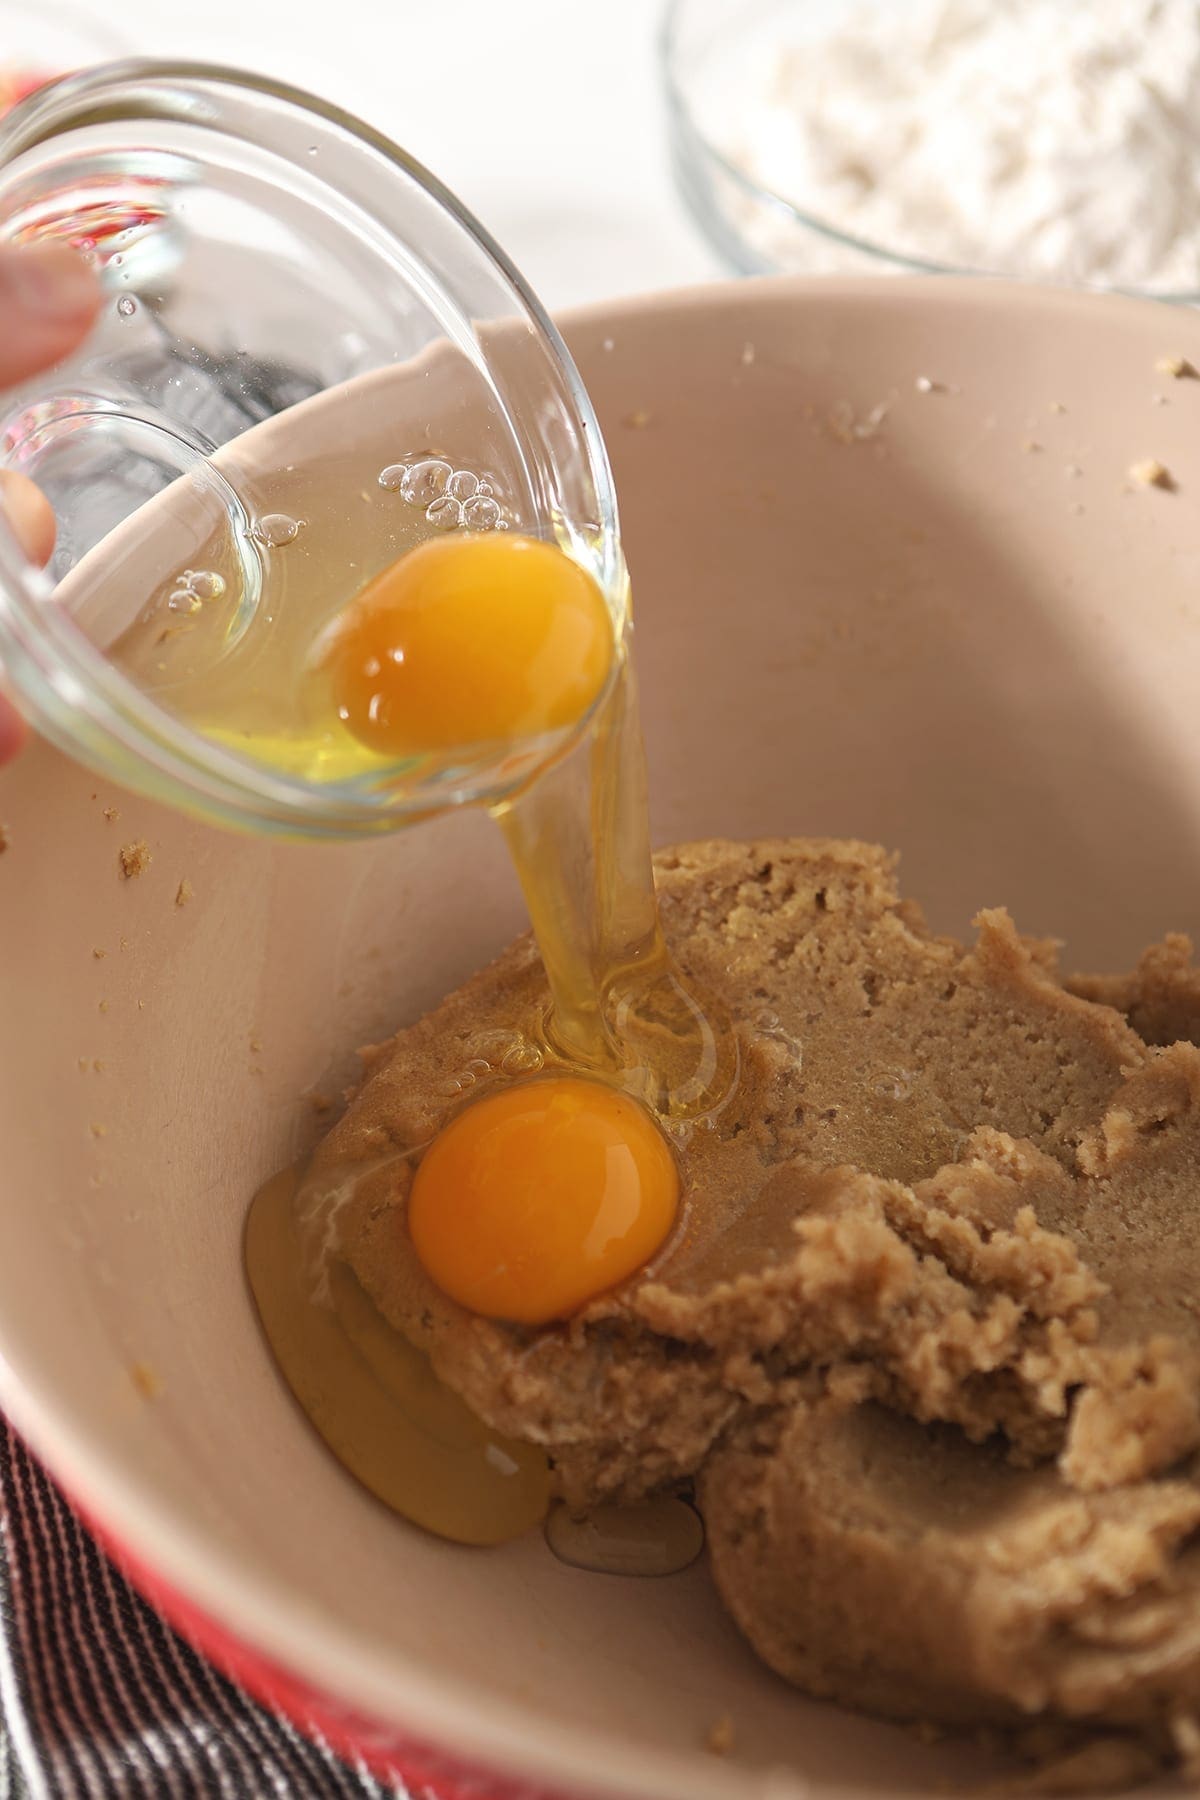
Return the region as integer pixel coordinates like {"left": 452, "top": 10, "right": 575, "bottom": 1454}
{"left": 311, "top": 838, "right": 1200, "bottom": 1775}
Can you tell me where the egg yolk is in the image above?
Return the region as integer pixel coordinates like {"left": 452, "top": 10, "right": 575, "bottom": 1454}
{"left": 407, "top": 1077, "right": 679, "bottom": 1325}
{"left": 321, "top": 532, "right": 613, "bottom": 759}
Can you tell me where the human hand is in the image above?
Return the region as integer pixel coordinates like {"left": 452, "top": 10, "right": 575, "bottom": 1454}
{"left": 0, "top": 243, "right": 101, "bottom": 764}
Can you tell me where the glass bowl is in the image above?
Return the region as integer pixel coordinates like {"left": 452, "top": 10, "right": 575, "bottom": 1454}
{"left": 660, "top": 0, "right": 1200, "bottom": 300}
{"left": 0, "top": 61, "right": 625, "bottom": 838}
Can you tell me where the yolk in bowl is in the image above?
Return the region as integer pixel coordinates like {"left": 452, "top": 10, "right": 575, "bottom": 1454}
{"left": 321, "top": 531, "right": 613, "bottom": 759}
{"left": 407, "top": 1076, "right": 679, "bottom": 1325}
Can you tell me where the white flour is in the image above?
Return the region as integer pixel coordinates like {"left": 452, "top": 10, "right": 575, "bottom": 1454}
{"left": 719, "top": 0, "right": 1200, "bottom": 289}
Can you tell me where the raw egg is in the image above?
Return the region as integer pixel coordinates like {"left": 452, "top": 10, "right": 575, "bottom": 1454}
{"left": 322, "top": 532, "right": 613, "bottom": 758}
{"left": 408, "top": 1076, "right": 679, "bottom": 1325}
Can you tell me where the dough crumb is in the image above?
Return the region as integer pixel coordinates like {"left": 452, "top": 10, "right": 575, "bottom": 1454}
{"left": 175, "top": 879, "right": 193, "bottom": 908}
{"left": 309, "top": 1092, "right": 334, "bottom": 1114}
{"left": 622, "top": 409, "right": 652, "bottom": 430}
{"left": 1156, "top": 355, "right": 1198, "bottom": 379}
{"left": 102, "top": 806, "right": 120, "bottom": 823}
{"left": 828, "top": 399, "right": 890, "bottom": 444}
{"left": 705, "top": 1714, "right": 735, "bottom": 1756}
{"left": 89, "top": 1123, "right": 107, "bottom": 1138}
{"left": 1022, "top": 438, "right": 1043, "bottom": 453}
{"left": 129, "top": 1363, "right": 162, "bottom": 1401}
{"left": 1129, "top": 458, "right": 1176, "bottom": 490}
{"left": 92, "top": 948, "right": 106, "bottom": 960}
{"left": 119, "top": 840, "right": 151, "bottom": 879}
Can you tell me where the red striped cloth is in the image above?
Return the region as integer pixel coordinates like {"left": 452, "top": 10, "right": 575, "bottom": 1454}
{"left": 0, "top": 1421, "right": 408, "bottom": 1799}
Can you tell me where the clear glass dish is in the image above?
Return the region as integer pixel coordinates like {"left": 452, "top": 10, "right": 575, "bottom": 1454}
{"left": 660, "top": 0, "right": 1200, "bottom": 300}
{"left": 0, "top": 61, "right": 625, "bottom": 838}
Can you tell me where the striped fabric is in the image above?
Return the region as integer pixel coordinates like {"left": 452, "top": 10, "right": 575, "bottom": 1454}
{"left": 0, "top": 1422, "right": 408, "bottom": 1800}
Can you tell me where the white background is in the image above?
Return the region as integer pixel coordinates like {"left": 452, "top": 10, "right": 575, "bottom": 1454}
{"left": 34, "top": 0, "right": 724, "bottom": 312}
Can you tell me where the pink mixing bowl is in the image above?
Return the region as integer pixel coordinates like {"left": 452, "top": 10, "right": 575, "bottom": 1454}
{"left": 3, "top": 275, "right": 1199, "bottom": 1799}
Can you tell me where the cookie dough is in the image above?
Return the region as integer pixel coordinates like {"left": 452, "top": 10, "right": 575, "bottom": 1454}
{"left": 311, "top": 839, "right": 1200, "bottom": 1761}
{"left": 702, "top": 1396, "right": 1200, "bottom": 1730}
{"left": 1070, "top": 934, "right": 1200, "bottom": 1048}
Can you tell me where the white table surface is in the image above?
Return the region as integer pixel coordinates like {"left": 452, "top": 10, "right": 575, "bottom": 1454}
{"left": 49, "top": 0, "right": 725, "bottom": 314}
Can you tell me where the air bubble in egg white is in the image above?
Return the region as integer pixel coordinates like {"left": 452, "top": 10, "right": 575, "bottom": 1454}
{"left": 253, "top": 513, "right": 302, "bottom": 548}
{"left": 500, "top": 1040, "right": 544, "bottom": 1075}
{"left": 116, "top": 296, "right": 137, "bottom": 317}
{"left": 401, "top": 458, "right": 452, "bottom": 506}
{"left": 426, "top": 495, "right": 463, "bottom": 530}
{"left": 165, "top": 568, "right": 226, "bottom": 614}
{"left": 467, "top": 1030, "right": 543, "bottom": 1077}
{"left": 378, "top": 455, "right": 504, "bottom": 530}
{"left": 445, "top": 468, "right": 479, "bottom": 502}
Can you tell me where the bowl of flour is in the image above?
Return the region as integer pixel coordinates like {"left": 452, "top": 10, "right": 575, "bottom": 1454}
{"left": 662, "top": 0, "right": 1200, "bottom": 294}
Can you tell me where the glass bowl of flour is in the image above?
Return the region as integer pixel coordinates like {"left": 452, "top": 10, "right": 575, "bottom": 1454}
{"left": 662, "top": 0, "right": 1200, "bottom": 295}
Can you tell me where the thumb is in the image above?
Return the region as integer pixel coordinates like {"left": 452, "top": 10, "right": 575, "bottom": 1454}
{"left": 0, "top": 470, "right": 56, "bottom": 565}
{"left": 0, "top": 243, "right": 101, "bottom": 387}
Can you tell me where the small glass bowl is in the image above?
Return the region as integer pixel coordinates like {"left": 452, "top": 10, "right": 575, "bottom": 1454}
{"left": 0, "top": 62, "right": 625, "bottom": 839}
{"left": 660, "top": 0, "right": 1200, "bottom": 300}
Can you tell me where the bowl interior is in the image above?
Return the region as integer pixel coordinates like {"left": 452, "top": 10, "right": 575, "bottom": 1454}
{"left": 3, "top": 276, "right": 1200, "bottom": 1800}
